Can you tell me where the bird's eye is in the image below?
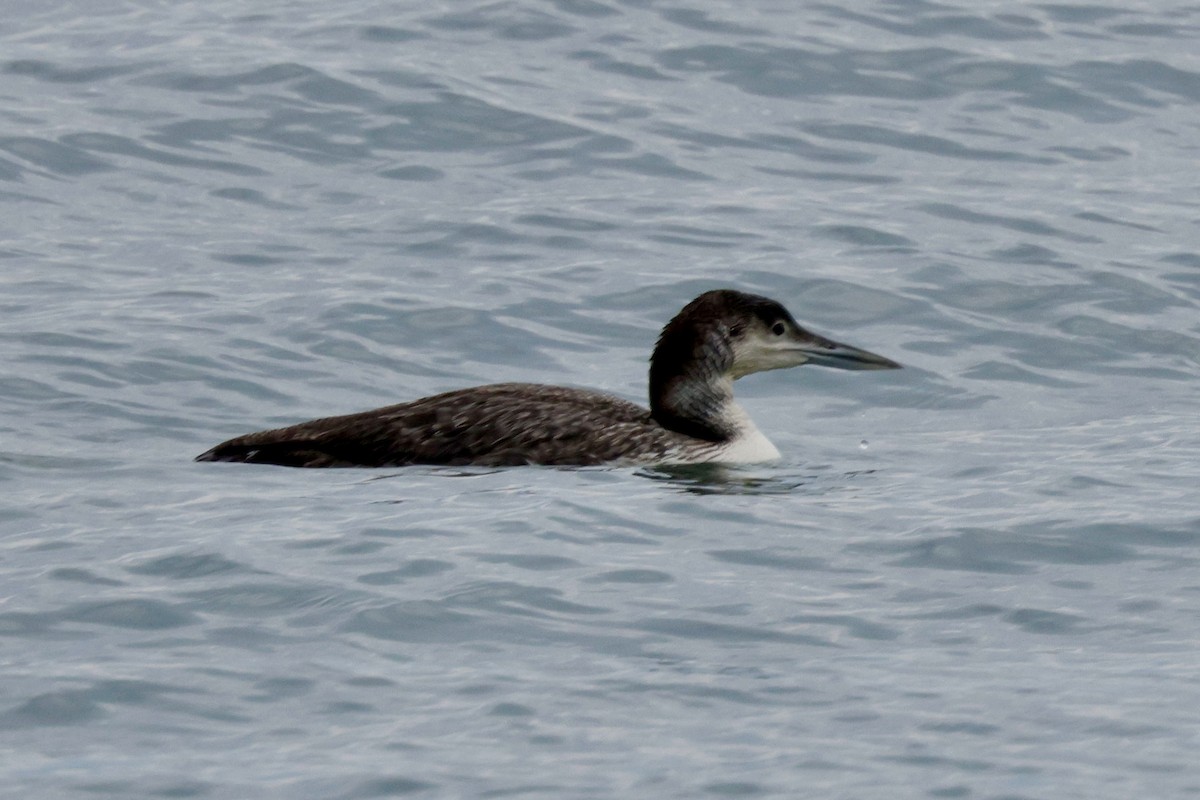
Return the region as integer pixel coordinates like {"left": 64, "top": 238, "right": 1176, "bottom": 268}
{"left": 771, "top": 322, "right": 786, "bottom": 336}
{"left": 729, "top": 323, "right": 745, "bottom": 338}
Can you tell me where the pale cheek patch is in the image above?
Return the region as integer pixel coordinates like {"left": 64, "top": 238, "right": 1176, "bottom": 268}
{"left": 731, "top": 338, "right": 808, "bottom": 378}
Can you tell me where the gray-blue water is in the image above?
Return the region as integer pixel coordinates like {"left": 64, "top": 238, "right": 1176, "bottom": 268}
{"left": 3, "top": 1, "right": 1199, "bottom": 797}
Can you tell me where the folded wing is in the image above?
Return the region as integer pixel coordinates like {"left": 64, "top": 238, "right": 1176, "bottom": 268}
{"left": 195, "top": 383, "right": 666, "bottom": 467}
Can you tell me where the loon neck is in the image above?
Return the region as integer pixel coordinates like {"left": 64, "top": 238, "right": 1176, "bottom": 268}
{"left": 649, "top": 324, "right": 738, "bottom": 443}
{"left": 650, "top": 374, "right": 739, "bottom": 442}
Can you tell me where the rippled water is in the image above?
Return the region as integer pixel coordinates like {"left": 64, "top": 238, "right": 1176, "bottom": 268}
{"left": 3, "top": 1, "right": 1199, "bottom": 798}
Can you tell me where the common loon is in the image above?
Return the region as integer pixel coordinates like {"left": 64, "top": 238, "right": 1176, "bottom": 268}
{"left": 195, "top": 289, "right": 900, "bottom": 468}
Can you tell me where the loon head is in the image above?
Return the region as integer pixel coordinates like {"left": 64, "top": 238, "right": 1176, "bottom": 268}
{"left": 723, "top": 293, "right": 901, "bottom": 377}
{"left": 648, "top": 289, "right": 900, "bottom": 441}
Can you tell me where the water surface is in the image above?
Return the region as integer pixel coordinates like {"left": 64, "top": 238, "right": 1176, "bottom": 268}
{"left": 2, "top": 1, "right": 1199, "bottom": 798}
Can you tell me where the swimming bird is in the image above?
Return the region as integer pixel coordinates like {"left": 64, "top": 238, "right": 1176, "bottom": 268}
{"left": 195, "top": 289, "right": 900, "bottom": 468}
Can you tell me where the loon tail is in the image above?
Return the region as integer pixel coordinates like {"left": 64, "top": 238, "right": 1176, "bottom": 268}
{"left": 195, "top": 439, "right": 343, "bottom": 468}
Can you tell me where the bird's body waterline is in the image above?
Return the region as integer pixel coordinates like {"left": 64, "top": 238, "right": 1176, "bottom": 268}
{"left": 195, "top": 290, "right": 900, "bottom": 468}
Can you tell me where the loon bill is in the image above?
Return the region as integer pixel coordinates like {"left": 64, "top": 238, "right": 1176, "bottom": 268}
{"left": 195, "top": 289, "right": 900, "bottom": 468}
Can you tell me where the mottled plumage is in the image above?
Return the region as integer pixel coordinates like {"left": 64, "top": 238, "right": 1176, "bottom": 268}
{"left": 196, "top": 289, "right": 900, "bottom": 468}
{"left": 197, "top": 383, "right": 690, "bottom": 467}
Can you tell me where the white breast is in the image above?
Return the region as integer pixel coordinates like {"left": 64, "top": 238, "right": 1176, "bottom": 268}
{"left": 707, "top": 425, "right": 782, "bottom": 463}
{"left": 661, "top": 401, "right": 782, "bottom": 465}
